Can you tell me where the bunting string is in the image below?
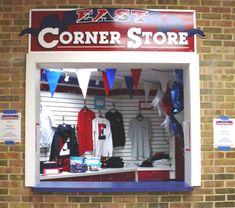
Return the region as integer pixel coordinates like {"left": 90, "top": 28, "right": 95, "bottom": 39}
{"left": 43, "top": 68, "right": 177, "bottom": 98}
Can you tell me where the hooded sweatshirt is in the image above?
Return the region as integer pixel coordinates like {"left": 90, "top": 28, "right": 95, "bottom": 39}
{"left": 49, "top": 125, "right": 79, "bottom": 162}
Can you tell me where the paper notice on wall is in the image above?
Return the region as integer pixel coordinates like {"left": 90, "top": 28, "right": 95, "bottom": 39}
{"left": 0, "top": 113, "right": 21, "bottom": 143}
{"left": 213, "top": 118, "right": 235, "bottom": 148}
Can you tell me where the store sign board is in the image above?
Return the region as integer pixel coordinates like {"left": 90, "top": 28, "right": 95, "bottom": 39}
{"left": 20, "top": 8, "right": 205, "bottom": 52}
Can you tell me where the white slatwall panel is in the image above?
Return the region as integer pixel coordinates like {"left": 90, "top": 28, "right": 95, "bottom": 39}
{"left": 40, "top": 91, "right": 170, "bottom": 162}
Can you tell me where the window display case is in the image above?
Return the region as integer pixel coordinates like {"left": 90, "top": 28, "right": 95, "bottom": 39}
{"left": 23, "top": 8, "right": 202, "bottom": 192}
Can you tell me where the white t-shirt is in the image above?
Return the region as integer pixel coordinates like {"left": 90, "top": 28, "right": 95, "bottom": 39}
{"left": 40, "top": 108, "right": 56, "bottom": 148}
{"left": 92, "top": 117, "right": 113, "bottom": 157}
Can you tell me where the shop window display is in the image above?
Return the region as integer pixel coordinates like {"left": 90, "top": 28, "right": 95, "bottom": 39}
{"left": 23, "top": 8, "right": 202, "bottom": 191}
{"left": 39, "top": 68, "right": 184, "bottom": 182}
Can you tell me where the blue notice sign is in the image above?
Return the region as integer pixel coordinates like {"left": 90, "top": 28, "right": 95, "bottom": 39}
{"left": 213, "top": 117, "right": 235, "bottom": 150}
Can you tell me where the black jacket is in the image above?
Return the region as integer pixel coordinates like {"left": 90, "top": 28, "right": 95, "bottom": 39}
{"left": 105, "top": 110, "right": 126, "bottom": 147}
{"left": 49, "top": 124, "right": 79, "bottom": 161}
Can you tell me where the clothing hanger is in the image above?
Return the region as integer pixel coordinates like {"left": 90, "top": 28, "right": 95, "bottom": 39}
{"left": 136, "top": 110, "right": 144, "bottom": 120}
{"left": 62, "top": 116, "right": 66, "bottom": 126}
{"left": 40, "top": 103, "right": 45, "bottom": 112}
{"left": 82, "top": 99, "right": 88, "bottom": 110}
{"left": 82, "top": 105, "right": 88, "bottom": 110}
{"left": 98, "top": 110, "right": 104, "bottom": 118}
{"left": 110, "top": 102, "right": 116, "bottom": 113}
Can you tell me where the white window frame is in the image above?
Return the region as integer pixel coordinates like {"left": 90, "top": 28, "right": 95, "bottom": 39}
{"left": 25, "top": 51, "right": 201, "bottom": 187}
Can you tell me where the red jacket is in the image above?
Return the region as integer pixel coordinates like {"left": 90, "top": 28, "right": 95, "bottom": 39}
{"left": 77, "top": 107, "right": 95, "bottom": 155}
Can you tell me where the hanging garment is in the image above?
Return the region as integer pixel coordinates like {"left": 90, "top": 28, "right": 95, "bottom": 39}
{"left": 49, "top": 125, "right": 79, "bottom": 171}
{"left": 128, "top": 117, "right": 151, "bottom": 160}
{"left": 170, "top": 80, "right": 184, "bottom": 114}
{"left": 151, "top": 89, "right": 164, "bottom": 116}
{"left": 105, "top": 110, "right": 126, "bottom": 147}
{"left": 161, "top": 86, "right": 174, "bottom": 116}
{"left": 92, "top": 117, "right": 113, "bottom": 157}
{"left": 77, "top": 107, "right": 95, "bottom": 155}
{"left": 40, "top": 108, "right": 56, "bottom": 148}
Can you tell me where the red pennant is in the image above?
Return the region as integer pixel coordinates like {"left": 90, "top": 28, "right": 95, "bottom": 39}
{"left": 131, "top": 68, "right": 142, "bottom": 95}
{"left": 102, "top": 71, "right": 110, "bottom": 96}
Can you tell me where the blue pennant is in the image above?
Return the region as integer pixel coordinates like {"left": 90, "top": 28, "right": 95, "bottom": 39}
{"left": 45, "top": 69, "right": 62, "bottom": 97}
{"left": 124, "top": 76, "right": 134, "bottom": 99}
{"left": 106, "top": 68, "right": 116, "bottom": 90}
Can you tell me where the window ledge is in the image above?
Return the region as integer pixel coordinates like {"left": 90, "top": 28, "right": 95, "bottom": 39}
{"left": 32, "top": 181, "right": 193, "bottom": 192}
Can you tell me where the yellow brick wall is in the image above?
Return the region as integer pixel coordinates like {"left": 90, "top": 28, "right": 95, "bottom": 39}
{"left": 0, "top": 0, "right": 234, "bottom": 207}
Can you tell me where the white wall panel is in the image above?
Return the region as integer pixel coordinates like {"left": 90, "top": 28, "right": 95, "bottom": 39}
{"left": 40, "top": 91, "right": 171, "bottom": 162}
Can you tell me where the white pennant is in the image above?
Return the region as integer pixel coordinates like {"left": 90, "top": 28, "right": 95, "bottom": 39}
{"left": 63, "top": 68, "right": 98, "bottom": 99}
{"left": 143, "top": 81, "right": 153, "bottom": 102}
{"left": 75, "top": 69, "right": 95, "bottom": 99}
{"left": 155, "top": 71, "right": 173, "bottom": 92}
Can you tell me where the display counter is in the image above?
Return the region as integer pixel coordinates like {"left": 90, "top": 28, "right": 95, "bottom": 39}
{"left": 41, "top": 166, "right": 173, "bottom": 182}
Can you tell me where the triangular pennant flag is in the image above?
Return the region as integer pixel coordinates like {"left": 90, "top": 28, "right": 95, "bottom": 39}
{"left": 102, "top": 71, "right": 110, "bottom": 96}
{"left": 124, "top": 76, "right": 134, "bottom": 99}
{"left": 45, "top": 69, "right": 62, "bottom": 97}
{"left": 75, "top": 69, "right": 92, "bottom": 99}
{"left": 155, "top": 71, "right": 173, "bottom": 92}
{"left": 143, "top": 81, "right": 153, "bottom": 102}
{"left": 105, "top": 68, "right": 116, "bottom": 90}
{"left": 131, "top": 68, "right": 142, "bottom": 95}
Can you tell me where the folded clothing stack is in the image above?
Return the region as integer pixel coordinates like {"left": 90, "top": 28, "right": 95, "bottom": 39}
{"left": 151, "top": 152, "right": 169, "bottom": 161}
{"left": 40, "top": 161, "right": 57, "bottom": 174}
{"left": 107, "top": 157, "right": 124, "bottom": 168}
{"left": 152, "top": 159, "right": 171, "bottom": 167}
{"left": 139, "top": 159, "right": 153, "bottom": 167}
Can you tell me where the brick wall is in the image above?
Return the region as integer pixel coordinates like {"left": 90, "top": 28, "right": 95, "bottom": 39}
{"left": 0, "top": 0, "right": 235, "bottom": 207}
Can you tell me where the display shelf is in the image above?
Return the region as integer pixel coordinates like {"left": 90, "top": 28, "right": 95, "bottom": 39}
{"left": 40, "top": 167, "right": 137, "bottom": 180}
